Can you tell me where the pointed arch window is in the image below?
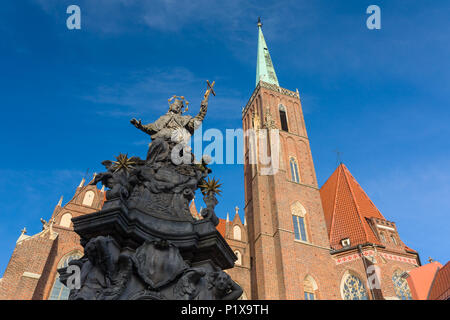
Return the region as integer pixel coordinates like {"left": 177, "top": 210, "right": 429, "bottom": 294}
{"left": 233, "top": 225, "right": 242, "bottom": 241}
{"left": 391, "top": 235, "right": 398, "bottom": 245}
{"left": 59, "top": 213, "right": 72, "bottom": 228}
{"left": 279, "top": 104, "right": 289, "bottom": 131}
{"left": 82, "top": 190, "right": 95, "bottom": 206}
{"left": 341, "top": 273, "right": 369, "bottom": 300}
{"left": 304, "top": 275, "right": 318, "bottom": 300}
{"left": 392, "top": 270, "right": 412, "bottom": 300}
{"left": 291, "top": 202, "right": 308, "bottom": 242}
{"left": 48, "top": 251, "right": 82, "bottom": 300}
{"left": 304, "top": 292, "right": 315, "bottom": 300}
{"left": 289, "top": 157, "right": 300, "bottom": 183}
{"left": 234, "top": 250, "right": 242, "bottom": 266}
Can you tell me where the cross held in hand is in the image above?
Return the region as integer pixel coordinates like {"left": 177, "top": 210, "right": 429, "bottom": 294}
{"left": 205, "top": 80, "right": 216, "bottom": 98}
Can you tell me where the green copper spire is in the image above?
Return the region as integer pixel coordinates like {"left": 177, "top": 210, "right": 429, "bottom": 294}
{"left": 255, "top": 17, "right": 279, "bottom": 87}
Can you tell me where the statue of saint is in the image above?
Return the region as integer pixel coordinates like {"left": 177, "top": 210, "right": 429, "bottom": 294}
{"left": 130, "top": 81, "right": 215, "bottom": 142}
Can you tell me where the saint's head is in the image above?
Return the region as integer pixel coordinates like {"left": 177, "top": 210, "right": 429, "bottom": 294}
{"left": 168, "top": 95, "right": 189, "bottom": 114}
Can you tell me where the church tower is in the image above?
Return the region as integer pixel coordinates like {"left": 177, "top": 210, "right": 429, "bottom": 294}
{"left": 243, "top": 19, "right": 339, "bottom": 299}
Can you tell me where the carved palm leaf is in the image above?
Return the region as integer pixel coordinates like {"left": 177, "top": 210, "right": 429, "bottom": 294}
{"left": 199, "top": 177, "right": 222, "bottom": 196}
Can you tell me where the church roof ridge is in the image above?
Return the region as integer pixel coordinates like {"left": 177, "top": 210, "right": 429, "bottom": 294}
{"left": 320, "top": 163, "right": 391, "bottom": 249}
{"left": 340, "top": 164, "right": 372, "bottom": 243}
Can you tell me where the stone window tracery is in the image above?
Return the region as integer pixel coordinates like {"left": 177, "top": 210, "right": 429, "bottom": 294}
{"left": 341, "top": 273, "right": 369, "bottom": 300}
{"left": 392, "top": 270, "right": 412, "bottom": 300}
{"left": 291, "top": 202, "right": 308, "bottom": 242}
{"left": 48, "top": 251, "right": 82, "bottom": 300}
{"left": 289, "top": 157, "right": 300, "bottom": 183}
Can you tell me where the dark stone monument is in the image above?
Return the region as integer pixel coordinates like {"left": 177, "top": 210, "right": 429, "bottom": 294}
{"left": 58, "top": 81, "right": 243, "bottom": 300}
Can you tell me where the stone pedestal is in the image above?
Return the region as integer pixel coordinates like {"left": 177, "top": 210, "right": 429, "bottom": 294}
{"left": 73, "top": 198, "right": 235, "bottom": 270}
{"left": 58, "top": 198, "right": 240, "bottom": 300}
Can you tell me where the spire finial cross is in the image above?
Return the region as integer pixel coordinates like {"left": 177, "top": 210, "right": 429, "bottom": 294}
{"left": 257, "top": 17, "right": 262, "bottom": 27}
{"left": 333, "top": 149, "right": 343, "bottom": 166}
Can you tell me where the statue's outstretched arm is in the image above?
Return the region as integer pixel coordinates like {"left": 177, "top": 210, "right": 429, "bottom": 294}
{"left": 187, "top": 91, "right": 210, "bottom": 133}
{"left": 130, "top": 118, "right": 157, "bottom": 136}
{"left": 196, "top": 97, "right": 208, "bottom": 122}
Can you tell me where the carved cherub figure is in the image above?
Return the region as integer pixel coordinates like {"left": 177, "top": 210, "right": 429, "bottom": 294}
{"left": 174, "top": 269, "right": 242, "bottom": 300}
{"left": 203, "top": 271, "right": 243, "bottom": 300}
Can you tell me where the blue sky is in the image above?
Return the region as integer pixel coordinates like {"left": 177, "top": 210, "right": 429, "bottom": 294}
{"left": 0, "top": 0, "right": 449, "bottom": 274}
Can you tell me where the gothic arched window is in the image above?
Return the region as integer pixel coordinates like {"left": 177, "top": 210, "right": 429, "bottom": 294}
{"left": 279, "top": 104, "right": 289, "bottom": 131}
{"left": 341, "top": 273, "right": 369, "bottom": 300}
{"left": 391, "top": 235, "right": 398, "bottom": 245}
{"left": 291, "top": 202, "right": 308, "bottom": 242}
{"left": 234, "top": 250, "right": 242, "bottom": 266}
{"left": 289, "top": 157, "right": 300, "bottom": 183}
{"left": 48, "top": 251, "right": 82, "bottom": 300}
{"left": 392, "top": 270, "right": 412, "bottom": 300}
{"left": 304, "top": 275, "right": 318, "bottom": 300}
{"left": 59, "top": 213, "right": 72, "bottom": 228}
{"left": 82, "top": 190, "right": 95, "bottom": 206}
{"left": 233, "top": 225, "right": 242, "bottom": 241}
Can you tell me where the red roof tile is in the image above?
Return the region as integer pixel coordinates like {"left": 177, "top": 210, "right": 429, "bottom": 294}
{"left": 216, "top": 218, "right": 227, "bottom": 237}
{"left": 406, "top": 261, "right": 442, "bottom": 300}
{"left": 320, "top": 164, "right": 389, "bottom": 249}
{"left": 428, "top": 261, "right": 450, "bottom": 300}
{"left": 189, "top": 199, "right": 228, "bottom": 237}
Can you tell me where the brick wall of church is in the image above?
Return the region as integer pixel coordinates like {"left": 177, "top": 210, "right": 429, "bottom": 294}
{"left": 223, "top": 220, "right": 251, "bottom": 299}
{"left": 32, "top": 227, "right": 84, "bottom": 300}
{"left": 0, "top": 234, "right": 56, "bottom": 300}
{"left": 0, "top": 183, "right": 104, "bottom": 300}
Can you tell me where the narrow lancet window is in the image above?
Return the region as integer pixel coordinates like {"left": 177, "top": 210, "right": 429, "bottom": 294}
{"left": 290, "top": 157, "right": 300, "bottom": 183}
{"left": 279, "top": 105, "right": 289, "bottom": 131}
